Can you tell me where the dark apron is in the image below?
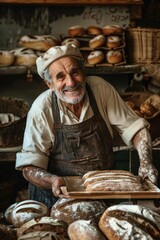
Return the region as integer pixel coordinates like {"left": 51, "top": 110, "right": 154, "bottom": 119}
{"left": 29, "top": 85, "right": 114, "bottom": 207}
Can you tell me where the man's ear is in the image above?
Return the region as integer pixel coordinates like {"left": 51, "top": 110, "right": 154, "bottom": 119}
{"left": 45, "top": 80, "right": 54, "bottom": 91}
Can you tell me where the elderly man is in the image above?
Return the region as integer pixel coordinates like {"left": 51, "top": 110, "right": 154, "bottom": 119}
{"left": 16, "top": 44, "right": 158, "bottom": 207}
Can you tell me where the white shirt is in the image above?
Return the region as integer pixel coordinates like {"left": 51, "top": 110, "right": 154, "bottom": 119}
{"left": 16, "top": 76, "right": 149, "bottom": 170}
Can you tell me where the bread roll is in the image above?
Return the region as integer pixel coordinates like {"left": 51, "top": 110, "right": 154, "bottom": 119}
{"left": 140, "top": 102, "right": 157, "bottom": 117}
{"left": 89, "top": 35, "right": 106, "bottom": 49}
{"left": 68, "top": 220, "right": 106, "bottom": 240}
{"left": 86, "top": 26, "right": 102, "bottom": 36}
{"left": 68, "top": 26, "right": 85, "bottom": 37}
{"left": 11, "top": 47, "right": 37, "bottom": 66}
{"left": 10, "top": 200, "right": 49, "bottom": 227}
{"left": 50, "top": 198, "right": 106, "bottom": 225}
{"left": 99, "top": 204, "right": 160, "bottom": 240}
{"left": 106, "top": 50, "right": 123, "bottom": 64}
{"left": 102, "top": 25, "right": 124, "bottom": 35}
{"left": 0, "top": 50, "right": 15, "bottom": 66}
{"left": 87, "top": 50, "right": 104, "bottom": 65}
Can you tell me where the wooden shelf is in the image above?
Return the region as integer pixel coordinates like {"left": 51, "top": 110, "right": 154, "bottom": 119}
{"left": 0, "top": 64, "right": 143, "bottom": 76}
{"left": 0, "top": 0, "right": 143, "bottom": 5}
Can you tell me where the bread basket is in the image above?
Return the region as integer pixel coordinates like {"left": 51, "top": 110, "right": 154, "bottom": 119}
{"left": 126, "top": 28, "right": 160, "bottom": 63}
{"left": 0, "top": 97, "right": 29, "bottom": 148}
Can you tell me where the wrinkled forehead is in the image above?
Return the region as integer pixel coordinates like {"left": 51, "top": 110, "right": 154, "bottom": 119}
{"left": 49, "top": 56, "right": 79, "bottom": 73}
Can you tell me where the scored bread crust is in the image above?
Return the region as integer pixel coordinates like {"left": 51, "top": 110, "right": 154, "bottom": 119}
{"left": 82, "top": 170, "right": 134, "bottom": 181}
{"left": 10, "top": 200, "right": 49, "bottom": 227}
{"left": 17, "top": 217, "right": 68, "bottom": 238}
{"left": 99, "top": 204, "right": 160, "bottom": 240}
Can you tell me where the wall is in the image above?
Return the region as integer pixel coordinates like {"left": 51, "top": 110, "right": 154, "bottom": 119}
{"left": 0, "top": 5, "right": 130, "bottom": 50}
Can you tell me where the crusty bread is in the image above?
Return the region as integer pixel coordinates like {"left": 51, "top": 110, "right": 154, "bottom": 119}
{"left": 99, "top": 204, "right": 160, "bottom": 240}
{"left": 82, "top": 170, "right": 144, "bottom": 192}
{"left": 0, "top": 50, "right": 15, "bottom": 66}
{"left": 17, "top": 217, "right": 68, "bottom": 238}
{"left": 50, "top": 198, "right": 106, "bottom": 225}
{"left": 17, "top": 231, "right": 69, "bottom": 240}
{"left": 10, "top": 200, "right": 49, "bottom": 227}
{"left": 68, "top": 220, "right": 106, "bottom": 240}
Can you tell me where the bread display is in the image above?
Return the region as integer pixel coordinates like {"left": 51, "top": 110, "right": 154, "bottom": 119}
{"left": 140, "top": 102, "right": 157, "bottom": 117}
{"left": 87, "top": 50, "right": 105, "bottom": 65}
{"left": 50, "top": 198, "right": 106, "bottom": 225}
{"left": 82, "top": 170, "right": 144, "bottom": 191}
{"left": 19, "top": 35, "right": 60, "bottom": 51}
{"left": 68, "top": 220, "right": 106, "bottom": 240}
{"left": 9, "top": 200, "right": 49, "bottom": 228}
{"left": 0, "top": 50, "right": 15, "bottom": 67}
{"left": 99, "top": 204, "right": 160, "bottom": 240}
{"left": 17, "top": 217, "right": 68, "bottom": 238}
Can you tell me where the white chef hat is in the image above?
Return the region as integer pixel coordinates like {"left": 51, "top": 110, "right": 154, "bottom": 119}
{"left": 36, "top": 44, "right": 84, "bottom": 79}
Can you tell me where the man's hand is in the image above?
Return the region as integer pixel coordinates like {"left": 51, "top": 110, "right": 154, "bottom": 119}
{"left": 51, "top": 176, "right": 67, "bottom": 198}
{"left": 138, "top": 162, "right": 158, "bottom": 184}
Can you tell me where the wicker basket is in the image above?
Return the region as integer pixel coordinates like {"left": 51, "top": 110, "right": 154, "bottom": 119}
{"left": 126, "top": 28, "right": 160, "bottom": 63}
{"left": 0, "top": 97, "right": 29, "bottom": 147}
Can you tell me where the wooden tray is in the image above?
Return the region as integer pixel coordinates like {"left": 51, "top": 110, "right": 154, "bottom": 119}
{"left": 61, "top": 176, "right": 160, "bottom": 199}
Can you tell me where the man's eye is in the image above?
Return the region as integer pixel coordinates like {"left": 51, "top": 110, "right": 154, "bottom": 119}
{"left": 72, "top": 69, "right": 79, "bottom": 75}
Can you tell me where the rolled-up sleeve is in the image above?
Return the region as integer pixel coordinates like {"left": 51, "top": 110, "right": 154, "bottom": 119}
{"left": 121, "top": 118, "right": 149, "bottom": 146}
{"left": 16, "top": 152, "right": 49, "bottom": 170}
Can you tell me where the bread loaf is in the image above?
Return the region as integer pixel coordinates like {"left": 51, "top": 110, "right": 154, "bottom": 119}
{"left": 50, "top": 198, "right": 106, "bottom": 225}
{"left": 0, "top": 50, "right": 14, "bottom": 66}
{"left": 17, "top": 217, "right": 68, "bottom": 238}
{"left": 10, "top": 200, "right": 49, "bottom": 227}
{"left": 99, "top": 204, "right": 160, "bottom": 240}
{"left": 68, "top": 220, "right": 106, "bottom": 240}
{"left": 17, "top": 231, "right": 69, "bottom": 240}
{"left": 82, "top": 170, "right": 144, "bottom": 191}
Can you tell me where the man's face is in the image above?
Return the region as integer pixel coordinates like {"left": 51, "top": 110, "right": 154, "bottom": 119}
{"left": 48, "top": 57, "right": 86, "bottom": 104}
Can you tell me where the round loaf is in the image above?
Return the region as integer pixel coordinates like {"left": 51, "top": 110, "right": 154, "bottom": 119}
{"left": 4, "top": 202, "right": 18, "bottom": 224}
{"left": 0, "top": 50, "right": 15, "bottom": 66}
{"left": 68, "top": 220, "right": 106, "bottom": 240}
{"left": 10, "top": 200, "right": 49, "bottom": 227}
{"left": 86, "top": 26, "right": 102, "bottom": 36}
{"left": 106, "top": 50, "right": 123, "bottom": 64}
{"left": 87, "top": 50, "right": 104, "bottom": 65}
{"left": 17, "top": 217, "right": 68, "bottom": 238}
{"left": 89, "top": 35, "right": 106, "bottom": 49}
{"left": 99, "top": 204, "right": 160, "bottom": 240}
{"left": 50, "top": 198, "right": 106, "bottom": 225}
{"left": 61, "top": 38, "right": 80, "bottom": 48}
{"left": 19, "top": 35, "right": 60, "bottom": 51}
{"left": 68, "top": 26, "right": 85, "bottom": 37}
{"left": 106, "top": 36, "right": 122, "bottom": 49}
{"left": 102, "top": 25, "right": 124, "bottom": 35}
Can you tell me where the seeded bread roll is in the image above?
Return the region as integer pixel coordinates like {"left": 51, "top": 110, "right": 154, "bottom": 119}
{"left": 50, "top": 198, "right": 106, "bottom": 225}
{"left": 68, "top": 220, "right": 106, "bottom": 240}
{"left": 99, "top": 204, "right": 160, "bottom": 240}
